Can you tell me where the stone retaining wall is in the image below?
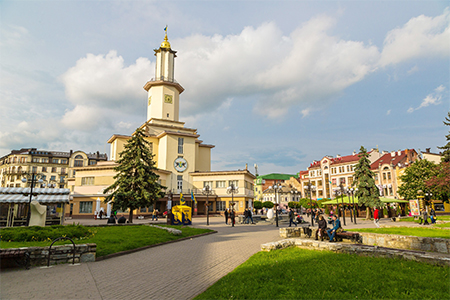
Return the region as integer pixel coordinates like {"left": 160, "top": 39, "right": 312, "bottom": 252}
{"left": 261, "top": 238, "right": 450, "bottom": 266}
{"left": 1, "top": 243, "right": 96, "bottom": 268}
{"left": 279, "top": 227, "right": 450, "bottom": 254}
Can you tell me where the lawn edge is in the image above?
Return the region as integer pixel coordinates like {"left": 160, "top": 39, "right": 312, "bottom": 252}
{"left": 95, "top": 230, "right": 217, "bottom": 261}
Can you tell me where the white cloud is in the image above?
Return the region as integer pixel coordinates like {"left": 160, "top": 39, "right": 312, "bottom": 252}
{"left": 380, "top": 8, "right": 450, "bottom": 66}
{"left": 386, "top": 110, "right": 391, "bottom": 115}
{"left": 175, "top": 18, "right": 380, "bottom": 119}
{"left": 0, "top": 24, "right": 29, "bottom": 47}
{"left": 407, "top": 85, "right": 445, "bottom": 113}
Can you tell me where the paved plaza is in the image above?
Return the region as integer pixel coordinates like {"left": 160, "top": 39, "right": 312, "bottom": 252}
{"left": 1, "top": 216, "right": 413, "bottom": 300}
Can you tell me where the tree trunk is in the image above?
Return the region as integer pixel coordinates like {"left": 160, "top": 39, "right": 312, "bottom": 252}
{"left": 366, "top": 207, "right": 371, "bottom": 220}
{"left": 129, "top": 209, "right": 134, "bottom": 223}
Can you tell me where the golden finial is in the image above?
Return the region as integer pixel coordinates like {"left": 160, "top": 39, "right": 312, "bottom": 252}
{"left": 161, "top": 25, "right": 171, "bottom": 49}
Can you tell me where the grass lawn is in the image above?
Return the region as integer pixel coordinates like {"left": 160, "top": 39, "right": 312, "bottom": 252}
{"left": 195, "top": 247, "right": 449, "bottom": 300}
{"left": 349, "top": 227, "right": 450, "bottom": 239}
{"left": 400, "top": 216, "right": 450, "bottom": 223}
{"left": 0, "top": 225, "right": 213, "bottom": 257}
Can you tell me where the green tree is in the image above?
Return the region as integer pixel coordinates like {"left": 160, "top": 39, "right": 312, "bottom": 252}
{"left": 253, "top": 200, "right": 263, "bottom": 210}
{"left": 104, "top": 128, "right": 164, "bottom": 223}
{"left": 397, "top": 159, "right": 437, "bottom": 201}
{"left": 425, "top": 161, "right": 450, "bottom": 202}
{"left": 438, "top": 111, "right": 450, "bottom": 162}
{"left": 262, "top": 201, "right": 274, "bottom": 209}
{"left": 353, "top": 146, "right": 381, "bottom": 218}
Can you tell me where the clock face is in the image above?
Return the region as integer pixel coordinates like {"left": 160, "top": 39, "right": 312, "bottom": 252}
{"left": 164, "top": 94, "right": 173, "bottom": 104}
{"left": 174, "top": 157, "right": 188, "bottom": 172}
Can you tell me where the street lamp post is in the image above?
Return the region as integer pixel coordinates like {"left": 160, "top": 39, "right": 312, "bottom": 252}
{"left": 166, "top": 189, "right": 173, "bottom": 225}
{"left": 271, "top": 182, "right": 282, "bottom": 227}
{"left": 339, "top": 183, "right": 346, "bottom": 226}
{"left": 202, "top": 185, "right": 213, "bottom": 226}
{"left": 226, "top": 183, "right": 238, "bottom": 210}
{"left": 21, "top": 172, "right": 43, "bottom": 227}
{"left": 305, "top": 181, "right": 316, "bottom": 226}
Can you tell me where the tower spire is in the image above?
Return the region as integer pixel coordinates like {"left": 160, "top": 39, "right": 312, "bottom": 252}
{"left": 161, "top": 25, "right": 171, "bottom": 49}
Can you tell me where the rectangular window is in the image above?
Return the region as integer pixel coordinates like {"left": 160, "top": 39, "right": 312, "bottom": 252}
{"left": 140, "top": 207, "right": 147, "bottom": 213}
{"left": 216, "top": 181, "right": 226, "bottom": 188}
{"left": 41, "top": 158, "right": 49, "bottom": 163}
{"left": 32, "top": 166, "right": 37, "bottom": 173}
{"left": 51, "top": 167, "right": 57, "bottom": 173}
{"left": 383, "top": 173, "right": 387, "bottom": 180}
{"left": 50, "top": 176, "right": 56, "bottom": 181}
{"left": 178, "top": 137, "right": 184, "bottom": 154}
{"left": 52, "top": 159, "right": 59, "bottom": 164}
{"left": 60, "top": 159, "right": 67, "bottom": 164}
{"left": 74, "top": 160, "right": 83, "bottom": 167}
{"left": 32, "top": 158, "right": 40, "bottom": 163}
{"left": 60, "top": 176, "right": 65, "bottom": 183}
{"left": 79, "top": 201, "right": 93, "bottom": 213}
{"left": 203, "top": 181, "right": 213, "bottom": 188}
{"left": 81, "top": 177, "right": 94, "bottom": 185}
{"left": 348, "top": 177, "right": 353, "bottom": 185}
{"left": 332, "top": 178, "right": 337, "bottom": 185}
{"left": 61, "top": 168, "right": 66, "bottom": 174}
{"left": 41, "top": 167, "right": 47, "bottom": 172}
{"left": 216, "top": 201, "right": 226, "bottom": 211}
{"left": 228, "top": 180, "right": 238, "bottom": 188}
{"left": 89, "top": 160, "right": 97, "bottom": 165}
{"left": 388, "top": 172, "right": 391, "bottom": 180}
{"left": 177, "top": 175, "right": 183, "bottom": 190}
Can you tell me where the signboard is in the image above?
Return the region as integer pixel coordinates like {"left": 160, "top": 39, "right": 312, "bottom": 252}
{"left": 409, "top": 200, "right": 420, "bottom": 216}
{"left": 171, "top": 205, "right": 192, "bottom": 225}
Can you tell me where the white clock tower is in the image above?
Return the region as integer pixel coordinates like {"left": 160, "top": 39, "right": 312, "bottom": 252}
{"left": 143, "top": 30, "right": 184, "bottom": 123}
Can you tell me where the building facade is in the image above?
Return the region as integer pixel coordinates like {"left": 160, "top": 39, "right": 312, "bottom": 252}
{"left": 0, "top": 148, "right": 107, "bottom": 189}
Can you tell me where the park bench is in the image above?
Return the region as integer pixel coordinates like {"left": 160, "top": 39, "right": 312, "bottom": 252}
{"left": 334, "top": 231, "right": 362, "bottom": 243}
{"left": 0, "top": 248, "right": 30, "bottom": 269}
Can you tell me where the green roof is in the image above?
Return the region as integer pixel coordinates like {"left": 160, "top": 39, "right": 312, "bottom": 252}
{"left": 257, "top": 173, "right": 297, "bottom": 180}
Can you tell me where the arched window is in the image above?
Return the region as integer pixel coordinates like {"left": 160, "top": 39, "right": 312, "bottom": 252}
{"left": 74, "top": 155, "right": 84, "bottom": 167}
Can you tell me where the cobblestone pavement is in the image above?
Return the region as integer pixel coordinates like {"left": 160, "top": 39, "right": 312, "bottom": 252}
{"left": 0, "top": 215, "right": 418, "bottom": 300}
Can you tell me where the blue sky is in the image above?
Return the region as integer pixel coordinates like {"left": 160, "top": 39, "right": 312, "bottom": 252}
{"left": 1, "top": 1, "right": 449, "bottom": 175}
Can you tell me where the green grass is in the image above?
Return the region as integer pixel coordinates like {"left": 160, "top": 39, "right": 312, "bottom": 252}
{"left": 400, "top": 215, "right": 450, "bottom": 223}
{"left": 195, "top": 247, "right": 449, "bottom": 300}
{"left": 0, "top": 225, "right": 213, "bottom": 257}
{"left": 350, "top": 227, "right": 450, "bottom": 239}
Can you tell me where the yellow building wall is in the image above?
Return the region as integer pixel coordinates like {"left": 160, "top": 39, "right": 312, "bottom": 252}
{"left": 197, "top": 146, "right": 211, "bottom": 172}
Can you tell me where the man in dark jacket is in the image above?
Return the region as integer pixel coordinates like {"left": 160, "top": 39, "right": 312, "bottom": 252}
{"left": 288, "top": 209, "right": 297, "bottom": 227}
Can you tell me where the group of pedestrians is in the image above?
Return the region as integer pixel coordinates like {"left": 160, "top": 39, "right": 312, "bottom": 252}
{"left": 224, "top": 208, "right": 236, "bottom": 227}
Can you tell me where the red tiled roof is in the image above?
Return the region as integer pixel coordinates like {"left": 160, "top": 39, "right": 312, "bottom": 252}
{"left": 329, "top": 154, "right": 359, "bottom": 165}
{"left": 370, "top": 149, "right": 414, "bottom": 170}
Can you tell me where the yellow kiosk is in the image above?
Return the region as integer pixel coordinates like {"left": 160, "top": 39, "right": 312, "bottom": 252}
{"left": 172, "top": 205, "right": 192, "bottom": 225}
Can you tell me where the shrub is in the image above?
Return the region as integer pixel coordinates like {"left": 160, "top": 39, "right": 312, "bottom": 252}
{"left": 262, "top": 201, "right": 274, "bottom": 209}
{"left": 253, "top": 201, "right": 263, "bottom": 210}
{"left": 0, "top": 225, "right": 91, "bottom": 242}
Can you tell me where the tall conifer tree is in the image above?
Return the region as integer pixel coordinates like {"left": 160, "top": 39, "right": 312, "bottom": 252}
{"left": 353, "top": 146, "right": 381, "bottom": 218}
{"left": 438, "top": 111, "right": 450, "bottom": 162}
{"left": 104, "top": 128, "right": 164, "bottom": 223}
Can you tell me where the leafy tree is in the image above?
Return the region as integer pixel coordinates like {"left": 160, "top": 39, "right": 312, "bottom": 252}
{"left": 104, "top": 128, "right": 164, "bottom": 223}
{"left": 397, "top": 159, "right": 437, "bottom": 202}
{"left": 288, "top": 202, "right": 300, "bottom": 209}
{"left": 438, "top": 111, "right": 450, "bottom": 162}
{"left": 253, "top": 200, "right": 263, "bottom": 210}
{"left": 262, "top": 201, "right": 274, "bottom": 209}
{"left": 353, "top": 146, "right": 381, "bottom": 218}
{"left": 425, "top": 161, "right": 450, "bottom": 202}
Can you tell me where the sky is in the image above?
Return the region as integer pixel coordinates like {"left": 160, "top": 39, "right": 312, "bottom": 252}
{"left": 1, "top": 1, "right": 449, "bottom": 175}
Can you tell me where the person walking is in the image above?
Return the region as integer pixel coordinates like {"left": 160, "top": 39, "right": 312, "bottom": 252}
{"left": 421, "top": 209, "right": 429, "bottom": 225}
{"left": 288, "top": 209, "right": 297, "bottom": 227}
{"left": 224, "top": 208, "right": 229, "bottom": 225}
{"left": 230, "top": 209, "right": 236, "bottom": 227}
{"left": 373, "top": 207, "right": 380, "bottom": 228}
{"left": 243, "top": 208, "right": 249, "bottom": 224}
{"left": 248, "top": 208, "right": 255, "bottom": 224}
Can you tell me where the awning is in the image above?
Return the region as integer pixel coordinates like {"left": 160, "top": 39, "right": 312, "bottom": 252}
{"left": 0, "top": 187, "right": 70, "bottom": 204}
{"left": 322, "top": 196, "right": 409, "bottom": 205}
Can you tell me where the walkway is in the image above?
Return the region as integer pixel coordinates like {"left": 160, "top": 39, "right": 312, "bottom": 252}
{"left": 0, "top": 216, "right": 417, "bottom": 300}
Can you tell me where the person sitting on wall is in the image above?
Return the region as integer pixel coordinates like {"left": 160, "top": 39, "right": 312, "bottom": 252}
{"left": 327, "top": 215, "right": 342, "bottom": 242}
{"left": 107, "top": 215, "right": 116, "bottom": 224}
{"left": 315, "top": 215, "right": 328, "bottom": 241}
{"left": 118, "top": 216, "right": 127, "bottom": 224}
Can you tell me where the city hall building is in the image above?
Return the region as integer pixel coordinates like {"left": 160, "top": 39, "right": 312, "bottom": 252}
{"left": 68, "top": 32, "right": 255, "bottom": 219}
